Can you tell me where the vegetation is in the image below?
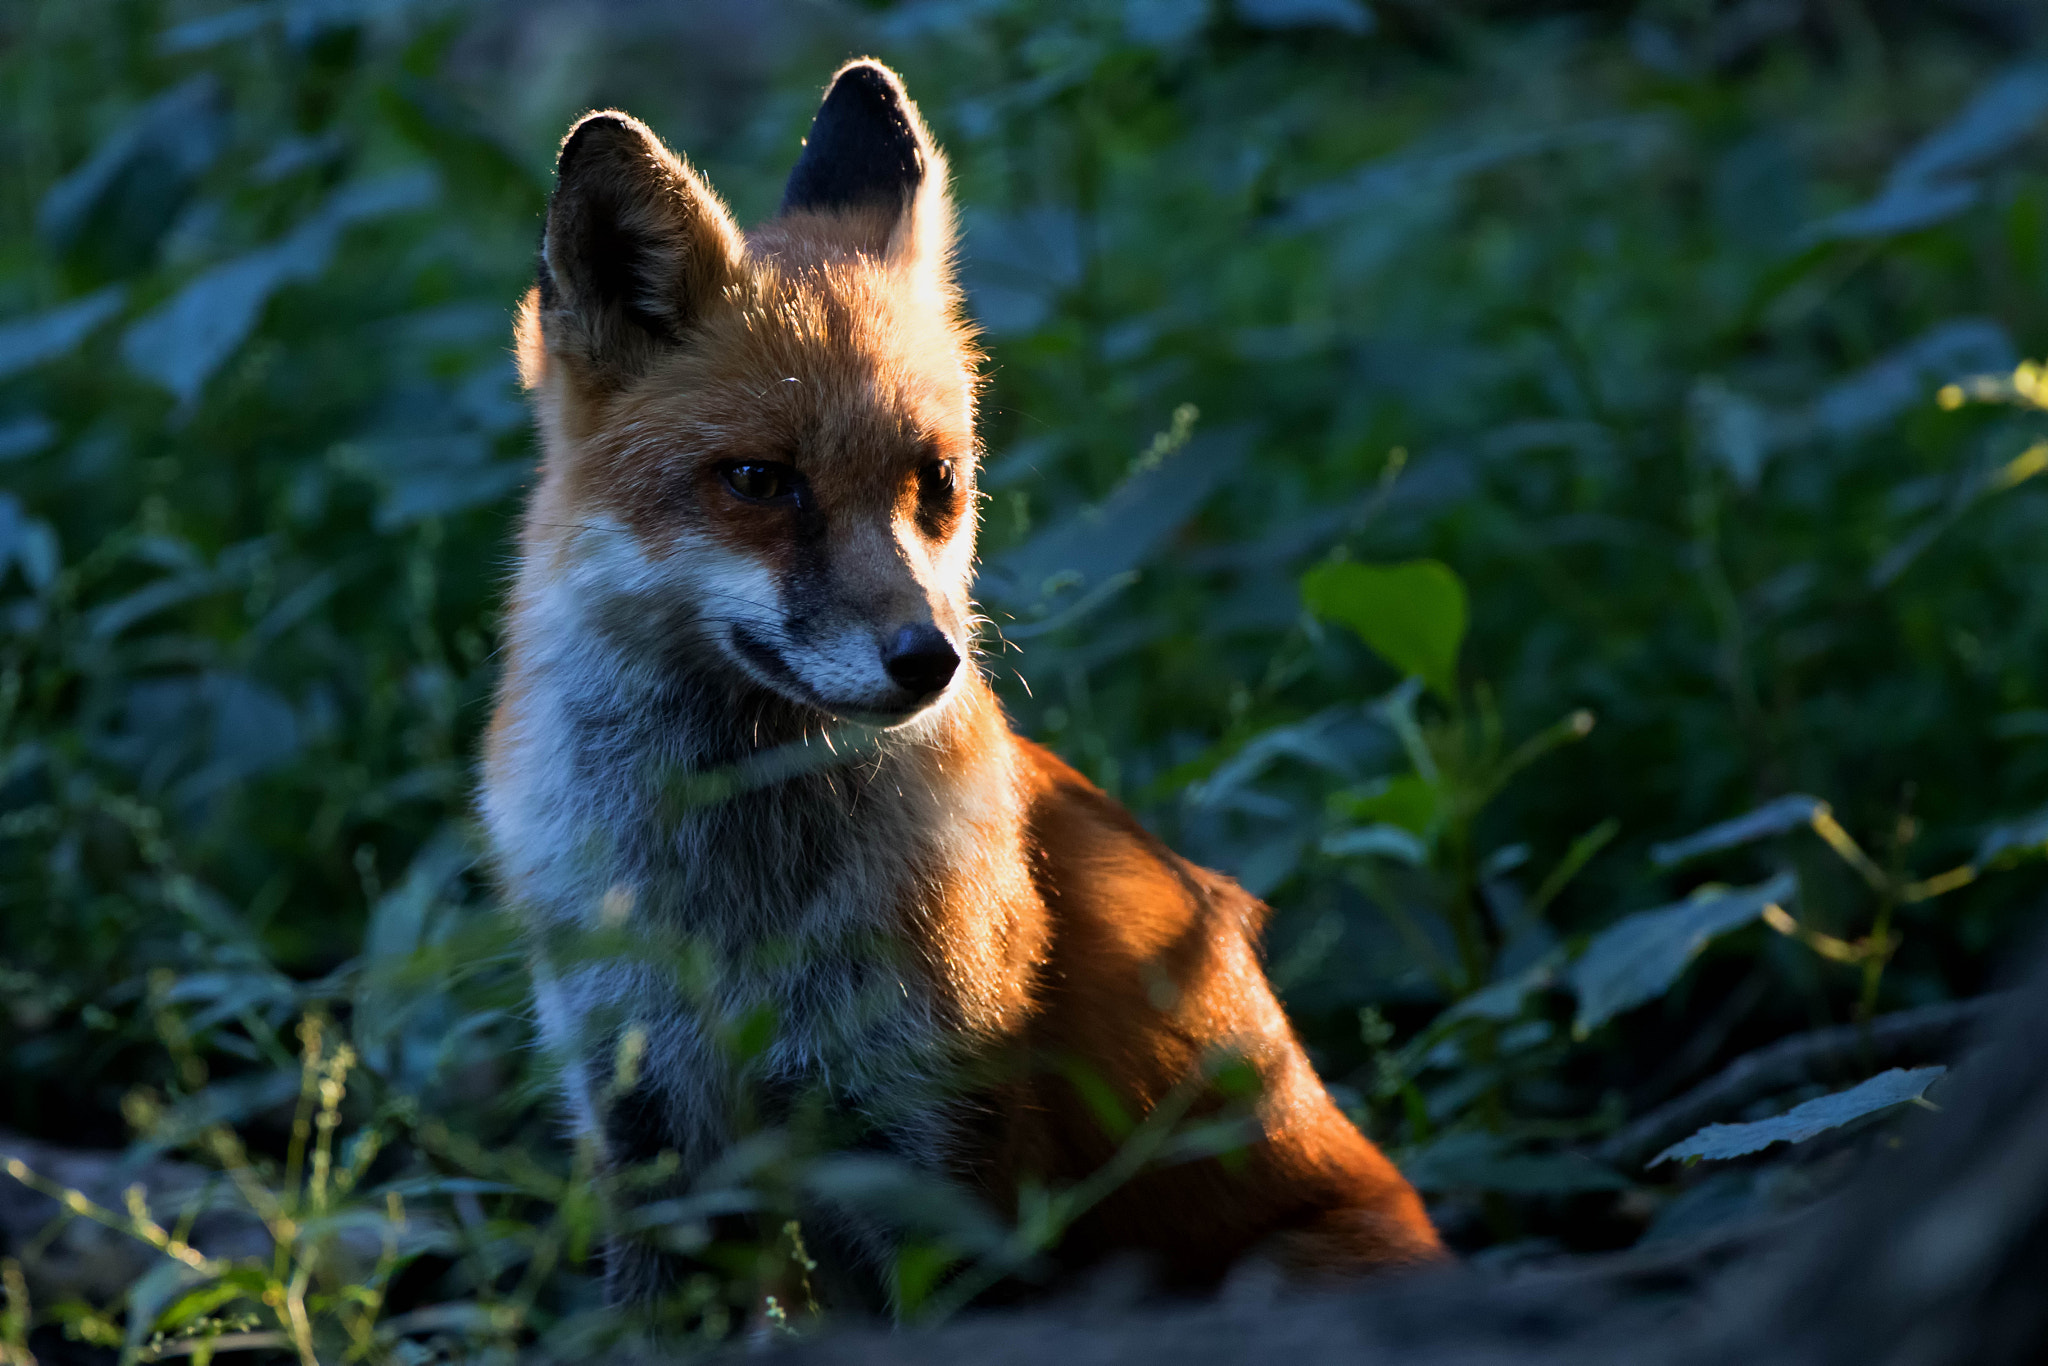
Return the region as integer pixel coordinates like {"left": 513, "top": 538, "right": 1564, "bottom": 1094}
{"left": 2, "top": 0, "right": 2046, "bottom": 1359}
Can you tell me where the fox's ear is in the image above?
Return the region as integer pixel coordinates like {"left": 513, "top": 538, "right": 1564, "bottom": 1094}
{"left": 781, "top": 60, "right": 953, "bottom": 288}
{"left": 536, "top": 112, "right": 742, "bottom": 389}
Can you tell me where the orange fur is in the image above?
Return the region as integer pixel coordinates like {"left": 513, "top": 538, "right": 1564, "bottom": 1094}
{"left": 984, "top": 742, "right": 1442, "bottom": 1284}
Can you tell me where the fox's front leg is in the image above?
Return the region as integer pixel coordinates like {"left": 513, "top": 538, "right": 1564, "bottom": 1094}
{"left": 593, "top": 1067, "right": 735, "bottom": 1307}
{"left": 586, "top": 1033, "right": 882, "bottom": 1318}
{"left": 536, "top": 967, "right": 742, "bottom": 1305}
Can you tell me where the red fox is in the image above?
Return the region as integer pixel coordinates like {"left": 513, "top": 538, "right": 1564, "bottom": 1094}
{"left": 481, "top": 58, "right": 1441, "bottom": 1305}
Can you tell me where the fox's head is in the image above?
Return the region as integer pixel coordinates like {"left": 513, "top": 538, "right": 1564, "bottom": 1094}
{"left": 513, "top": 61, "right": 979, "bottom": 728}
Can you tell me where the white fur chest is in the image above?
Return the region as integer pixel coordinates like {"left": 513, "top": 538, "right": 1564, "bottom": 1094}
{"left": 483, "top": 622, "right": 968, "bottom": 1168}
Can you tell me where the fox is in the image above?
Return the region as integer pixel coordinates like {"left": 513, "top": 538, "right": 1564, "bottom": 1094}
{"left": 480, "top": 57, "right": 1442, "bottom": 1307}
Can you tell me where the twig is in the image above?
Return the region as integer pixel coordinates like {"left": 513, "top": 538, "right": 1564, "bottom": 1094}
{"left": 1597, "top": 994, "right": 2006, "bottom": 1172}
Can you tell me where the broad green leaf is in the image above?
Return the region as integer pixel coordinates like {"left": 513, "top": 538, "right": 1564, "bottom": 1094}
{"left": 1287, "top": 118, "right": 1653, "bottom": 232}
{"left": 1808, "top": 63, "right": 2048, "bottom": 241}
{"left": 1183, "top": 707, "right": 1360, "bottom": 808}
{"left": 1303, "top": 559, "right": 1468, "bottom": 699}
{"left": 1651, "top": 1066, "right": 1946, "bottom": 1166}
{"left": 0, "top": 286, "right": 125, "bottom": 379}
{"left": 1569, "top": 873, "right": 1795, "bottom": 1035}
{"left": 134, "top": 1071, "right": 301, "bottom": 1156}
{"left": 362, "top": 830, "right": 472, "bottom": 965}
{"left": 1126, "top": 0, "right": 1211, "bottom": 49}
{"left": 1650, "top": 796, "right": 1824, "bottom": 867}
{"left": 1440, "top": 957, "right": 1561, "bottom": 1025}
{"left": 381, "top": 77, "right": 546, "bottom": 220}
{"left": 1334, "top": 773, "right": 1438, "bottom": 835}
{"left": 1893, "top": 65, "right": 2048, "bottom": 183}
{"left": 1809, "top": 318, "right": 2012, "bottom": 439}
{"left": 334, "top": 432, "right": 527, "bottom": 530}
{"left": 123, "top": 172, "right": 434, "bottom": 404}
{"left": 373, "top": 1302, "right": 507, "bottom": 1338}
{"left": 37, "top": 76, "right": 226, "bottom": 249}
{"left": 982, "top": 427, "right": 1248, "bottom": 612}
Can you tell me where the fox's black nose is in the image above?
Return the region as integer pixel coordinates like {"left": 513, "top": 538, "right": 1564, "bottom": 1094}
{"left": 882, "top": 625, "right": 959, "bottom": 698}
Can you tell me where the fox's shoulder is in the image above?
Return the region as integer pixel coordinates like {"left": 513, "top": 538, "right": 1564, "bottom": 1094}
{"left": 1009, "top": 734, "right": 1271, "bottom": 960}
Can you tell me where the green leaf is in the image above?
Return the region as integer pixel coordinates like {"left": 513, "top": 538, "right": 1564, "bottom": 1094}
{"left": 1568, "top": 873, "right": 1795, "bottom": 1035}
{"left": 1807, "top": 63, "right": 2048, "bottom": 241}
{"left": 122, "top": 173, "right": 434, "bottom": 405}
{"left": 801, "top": 1154, "right": 1006, "bottom": 1253}
{"left": 1302, "top": 559, "right": 1468, "bottom": 699}
{"left": 985, "top": 427, "right": 1249, "bottom": 612}
{"left": 123, "top": 1260, "right": 208, "bottom": 1362}
{"left": 0, "top": 495, "right": 61, "bottom": 591}
{"left": 1649, "top": 796, "right": 1824, "bottom": 867}
{"left": 380, "top": 77, "right": 546, "bottom": 221}
{"left": 1651, "top": 1066, "right": 1946, "bottom": 1166}
{"left": 153, "top": 1281, "right": 253, "bottom": 1334}
{"left": 1057, "top": 1058, "right": 1136, "bottom": 1141}
{"left": 1975, "top": 805, "right": 2048, "bottom": 866}
{"left": 1333, "top": 773, "right": 1439, "bottom": 835}
{"left": 1440, "top": 957, "right": 1561, "bottom": 1025}
{"left": 726, "top": 1001, "right": 779, "bottom": 1063}
{"left": 892, "top": 1240, "right": 962, "bottom": 1317}
{"left": 1320, "top": 823, "right": 1429, "bottom": 865}
{"left": 0, "top": 286, "right": 126, "bottom": 379}
{"left": 1690, "top": 377, "right": 1773, "bottom": 489}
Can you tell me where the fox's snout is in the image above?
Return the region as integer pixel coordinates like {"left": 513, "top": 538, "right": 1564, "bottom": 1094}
{"left": 721, "top": 576, "right": 965, "bottom": 723}
{"left": 881, "top": 624, "right": 959, "bottom": 698}
{"left": 729, "top": 617, "right": 959, "bottom": 720}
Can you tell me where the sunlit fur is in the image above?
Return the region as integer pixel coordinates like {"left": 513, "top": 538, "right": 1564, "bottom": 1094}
{"left": 482, "top": 59, "right": 1441, "bottom": 1305}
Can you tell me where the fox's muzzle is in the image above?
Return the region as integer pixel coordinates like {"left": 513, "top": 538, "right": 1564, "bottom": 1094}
{"left": 881, "top": 624, "right": 959, "bottom": 701}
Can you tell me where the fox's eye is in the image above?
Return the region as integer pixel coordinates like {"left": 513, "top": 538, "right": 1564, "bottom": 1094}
{"left": 722, "top": 462, "right": 798, "bottom": 503}
{"left": 919, "top": 460, "right": 956, "bottom": 503}
{"left": 912, "top": 459, "right": 960, "bottom": 538}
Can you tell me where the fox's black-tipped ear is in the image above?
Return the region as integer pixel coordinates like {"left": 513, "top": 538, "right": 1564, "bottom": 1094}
{"left": 780, "top": 60, "right": 952, "bottom": 278}
{"left": 536, "top": 111, "right": 742, "bottom": 389}
{"left": 782, "top": 61, "right": 928, "bottom": 216}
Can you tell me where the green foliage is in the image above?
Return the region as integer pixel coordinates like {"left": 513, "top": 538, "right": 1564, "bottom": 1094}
{"left": 1302, "top": 559, "right": 1467, "bottom": 701}
{"left": 1568, "top": 874, "right": 1793, "bottom": 1036}
{"left": 1651, "top": 1065, "right": 1947, "bottom": 1167}
{"left": 3, "top": 0, "right": 2048, "bottom": 1353}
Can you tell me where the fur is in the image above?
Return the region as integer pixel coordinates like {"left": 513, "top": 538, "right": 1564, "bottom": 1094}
{"left": 482, "top": 58, "right": 1441, "bottom": 1306}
